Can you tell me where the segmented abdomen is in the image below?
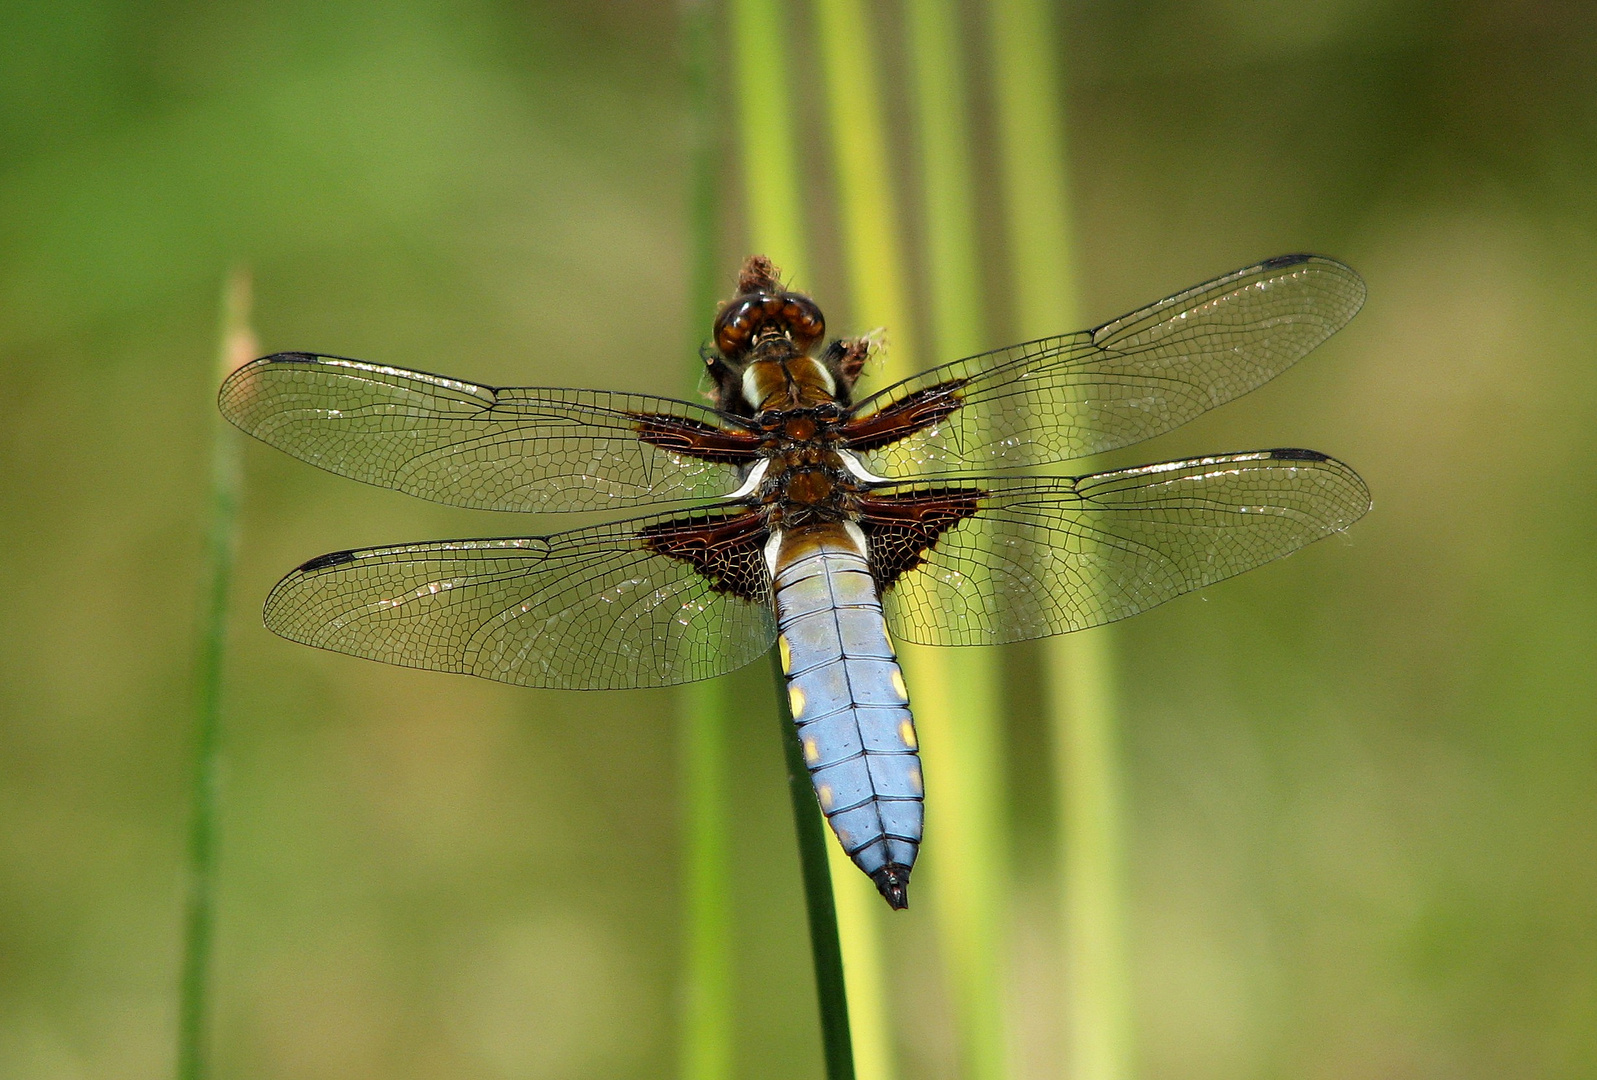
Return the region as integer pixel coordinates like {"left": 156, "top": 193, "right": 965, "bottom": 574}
{"left": 771, "top": 522, "right": 922, "bottom": 907}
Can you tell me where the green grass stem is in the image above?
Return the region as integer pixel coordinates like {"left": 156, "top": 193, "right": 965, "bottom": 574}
{"left": 683, "top": 0, "right": 725, "bottom": 368}
{"left": 901, "top": 5, "right": 1013, "bottom": 1078}
{"left": 817, "top": 827, "right": 892, "bottom": 1080}
{"left": 812, "top": 0, "right": 916, "bottom": 375}
{"left": 773, "top": 652, "right": 858, "bottom": 1080}
{"left": 677, "top": 4, "right": 736, "bottom": 1077}
{"left": 987, "top": 3, "right": 1134, "bottom": 1077}
{"left": 177, "top": 269, "right": 255, "bottom": 1080}
{"left": 729, "top": 0, "right": 807, "bottom": 278}
{"left": 678, "top": 681, "right": 736, "bottom": 1080}
{"left": 1052, "top": 632, "right": 1129, "bottom": 1080}
{"left": 728, "top": 2, "right": 859, "bottom": 1077}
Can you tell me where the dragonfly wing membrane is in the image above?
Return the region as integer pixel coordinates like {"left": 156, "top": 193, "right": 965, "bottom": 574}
{"left": 263, "top": 508, "right": 776, "bottom": 689}
{"left": 867, "top": 450, "right": 1370, "bottom": 646}
{"left": 849, "top": 255, "right": 1366, "bottom": 475}
{"left": 220, "top": 353, "right": 759, "bottom": 512}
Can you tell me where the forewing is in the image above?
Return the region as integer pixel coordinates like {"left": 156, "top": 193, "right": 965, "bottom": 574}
{"left": 262, "top": 508, "right": 776, "bottom": 689}
{"left": 869, "top": 450, "right": 1370, "bottom": 646}
{"left": 220, "top": 353, "right": 760, "bottom": 512}
{"left": 848, "top": 255, "right": 1365, "bottom": 475}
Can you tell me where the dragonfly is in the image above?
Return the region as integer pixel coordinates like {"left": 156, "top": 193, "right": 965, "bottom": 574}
{"left": 220, "top": 253, "right": 1370, "bottom": 909}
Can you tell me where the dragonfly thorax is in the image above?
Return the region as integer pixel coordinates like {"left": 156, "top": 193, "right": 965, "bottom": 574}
{"left": 783, "top": 465, "right": 840, "bottom": 506}
{"left": 741, "top": 354, "right": 840, "bottom": 413}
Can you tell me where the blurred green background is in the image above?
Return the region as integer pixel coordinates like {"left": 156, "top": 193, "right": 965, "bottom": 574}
{"left": 3, "top": 1, "right": 1596, "bottom": 1078}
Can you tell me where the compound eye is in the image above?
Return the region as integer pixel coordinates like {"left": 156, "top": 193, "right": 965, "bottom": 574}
{"left": 780, "top": 294, "right": 826, "bottom": 352}
{"left": 713, "top": 289, "right": 827, "bottom": 358}
{"left": 713, "top": 297, "right": 760, "bottom": 358}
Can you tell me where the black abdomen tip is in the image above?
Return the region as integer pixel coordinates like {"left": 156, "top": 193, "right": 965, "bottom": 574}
{"left": 871, "top": 866, "right": 911, "bottom": 910}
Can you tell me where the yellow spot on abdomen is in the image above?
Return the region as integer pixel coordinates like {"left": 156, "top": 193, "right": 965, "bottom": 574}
{"left": 908, "top": 765, "right": 923, "bottom": 796}
{"left": 778, "top": 635, "right": 792, "bottom": 673}
{"left": 802, "top": 737, "right": 820, "bottom": 764}
{"left": 818, "top": 784, "right": 834, "bottom": 811}
{"left": 788, "top": 685, "right": 806, "bottom": 718}
{"left": 898, "top": 719, "right": 917, "bottom": 749}
{"left": 890, "top": 668, "right": 908, "bottom": 702}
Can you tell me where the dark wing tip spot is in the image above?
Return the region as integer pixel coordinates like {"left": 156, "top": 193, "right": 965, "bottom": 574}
{"left": 1259, "top": 253, "right": 1315, "bottom": 270}
{"left": 263, "top": 351, "right": 317, "bottom": 363}
{"left": 1268, "top": 447, "right": 1330, "bottom": 462}
{"left": 297, "top": 549, "right": 358, "bottom": 573}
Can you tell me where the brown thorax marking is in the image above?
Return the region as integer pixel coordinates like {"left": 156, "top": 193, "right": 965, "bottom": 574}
{"left": 758, "top": 433, "right": 860, "bottom": 531}
{"left": 744, "top": 349, "right": 840, "bottom": 413}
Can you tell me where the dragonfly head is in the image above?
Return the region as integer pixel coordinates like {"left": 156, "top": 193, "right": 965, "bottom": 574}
{"left": 712, "top": 263, "right": 827, "bottom": 362}
{"left": 707, "top": 256, "right": 877, "bottom": 415}
{"left": 707, "top": 256, "right": 836, "bottom": 415}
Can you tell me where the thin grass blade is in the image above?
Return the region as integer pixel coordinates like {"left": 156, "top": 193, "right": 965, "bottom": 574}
{"left": 808, "top": 2, "right": 931, "bottom": 1077}
{"left": 677, "top": 4, "right": 737, "bottom": 1076}
{"left": 987, "top": 3, "right": 1135, "bottom": 1077}
{"left": 177, "top": 269, "right": 256, "bottom": 1080}
{"left": 902, "top": 3, "right": 1013, "bottom": 1077}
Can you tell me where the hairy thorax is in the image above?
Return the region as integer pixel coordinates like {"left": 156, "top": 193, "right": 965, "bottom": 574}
{"left": 754, "top": 401, "right": 865, "bottom": 531}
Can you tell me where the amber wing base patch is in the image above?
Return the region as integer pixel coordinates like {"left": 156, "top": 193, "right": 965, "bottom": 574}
{"left": 858, "top": 488, "right": 984, "bottom": 590}
{"left": 641, "top": 510, "right": 772, "bottom": 603}
{"left": 841, "top": 380, "right": 968, "bottom": 453}
{"left": 631, "top": 413, "right": 763, "bottom": 464}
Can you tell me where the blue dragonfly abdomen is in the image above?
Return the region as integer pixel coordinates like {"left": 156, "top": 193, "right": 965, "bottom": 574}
{"left": 770, "top": 521, "right": 922, "bottom": 908}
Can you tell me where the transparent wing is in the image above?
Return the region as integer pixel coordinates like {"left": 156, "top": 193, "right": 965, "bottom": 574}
{"left": 849, "top": 255, "right": 1365, "bottom": 475}
{"left": 220, "top": 353, "right": 759, "bottom": 512}
{"left": 875, "top": 450, "right": 1370, "bottom": 646}
{"left": 262, "top": 508, "right": 776, "bottom": 689}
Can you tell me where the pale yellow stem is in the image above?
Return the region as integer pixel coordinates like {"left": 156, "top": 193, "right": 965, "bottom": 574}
{"left": 988, "top": 1, "right": 1134, "bottom": 1078}
{"left": 903, "top": 1, "right": 1013, "bottom": 1077}
{"left": 809, "top": 1, "right": 921, "bottom": 1076}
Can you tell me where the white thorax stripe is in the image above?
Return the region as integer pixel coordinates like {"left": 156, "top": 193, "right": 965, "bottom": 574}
{"left": 741, "top": 364, "right": 765, "bottom": 411}
{"left": 842, "top": 520, "right": 869, "bottom": 556}
{"left": 724, "top": 458, "right": 769, "bottom": 501}
{"left": 763, "top": 529, "right": 785, "bottom": 577}
{"left": 802, "top": 356, "right": 837, "bottom": 397}
{"left": 838, "top": 449, "right": 891, "bottom": 486}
